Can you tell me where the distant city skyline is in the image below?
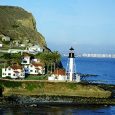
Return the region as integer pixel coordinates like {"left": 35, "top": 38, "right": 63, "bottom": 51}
{"left": 0, "top": 0, "right": 115, "bottom": 53}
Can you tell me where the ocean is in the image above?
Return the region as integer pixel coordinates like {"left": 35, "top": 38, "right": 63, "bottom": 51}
{"left": 0, "top": 57, "right": 115, "bottom": 115}
{"left": 62, "top": 57, "right": 115, "bottom": 84}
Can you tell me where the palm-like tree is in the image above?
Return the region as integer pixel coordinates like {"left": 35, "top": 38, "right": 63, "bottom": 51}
{"left": 35, "top": 51, "right": 61, "bottom": 74}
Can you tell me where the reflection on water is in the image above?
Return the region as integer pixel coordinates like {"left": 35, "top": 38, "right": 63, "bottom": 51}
{"left": 0, "top": 105, "right": 115, "bottom": 115}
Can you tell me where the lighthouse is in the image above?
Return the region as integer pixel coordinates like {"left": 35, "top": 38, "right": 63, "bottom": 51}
{"left": 66, "top": 47, "right": 76, "bottom": 81}
{"left": 66, "top": 47, "right": 80, "bottom": 82}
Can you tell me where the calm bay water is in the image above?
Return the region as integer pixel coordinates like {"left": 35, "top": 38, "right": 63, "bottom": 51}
{"left": 0, "top": 105, "right": 115, "bottom": 115}
{"left": 62, "top": 57, "right": 115, "bottom": 84}
{"left": 1, "top": 57, "right": 115, "bottom": 115}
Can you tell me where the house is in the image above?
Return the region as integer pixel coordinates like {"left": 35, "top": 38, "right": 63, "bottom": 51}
{"left": 21, "top": 53, "right": 30, "bottom": 65}
{"left": 20, "top": 44, "right": 25, "bottom": 47}
{"left": 0, "top": 43, "right": 3, "bottom": 47}
{"left": 24, "top": 62, "right": 45, "bottom": 75}
{"left": 2, "top": 64, "right": 25, "bottom": 79}
{"left": 2, "top": 36, "right": 10, "bottom": 41}
{"left": 27, "top": 44, "right": 43, "bottom": 54}
{"left": 48, "top": 69, "right": 67, "bottom": 81}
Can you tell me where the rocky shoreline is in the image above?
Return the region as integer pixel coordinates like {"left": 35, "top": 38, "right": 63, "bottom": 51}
{"left": 0, "top": 95, "right": 115, "bottom": 105}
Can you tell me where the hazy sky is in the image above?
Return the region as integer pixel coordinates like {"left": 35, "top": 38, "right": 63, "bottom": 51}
{"left": 0, "top": 0, "right": 115, "bottom": 53}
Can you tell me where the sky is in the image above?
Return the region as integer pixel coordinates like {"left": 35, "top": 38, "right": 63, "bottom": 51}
{"left": 0, "top": 0, "right": 115, "bottom": 54}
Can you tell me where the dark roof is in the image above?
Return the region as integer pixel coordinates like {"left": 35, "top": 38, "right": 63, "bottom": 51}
{"left": 69, "top": 47, "right": 74, "bottom": 50}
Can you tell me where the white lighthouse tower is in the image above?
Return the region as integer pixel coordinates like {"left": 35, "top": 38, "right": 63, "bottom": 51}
{"left": 66, "top": 47, "right": 80, "bottom": 82}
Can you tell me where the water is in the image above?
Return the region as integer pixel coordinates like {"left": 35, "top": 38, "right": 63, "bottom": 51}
{"left": 0, "top": 105, "right": 115, "bottom": 115}
{"left": 1, "top": 57, "right": 115, "bottom": 115}
{"left": 62, "top": 57, "right": 115, "bottom": 84}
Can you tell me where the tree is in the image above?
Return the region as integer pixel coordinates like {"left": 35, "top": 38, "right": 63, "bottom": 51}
{"left": 35, "top": 51, "right": 61, "bottom": 74}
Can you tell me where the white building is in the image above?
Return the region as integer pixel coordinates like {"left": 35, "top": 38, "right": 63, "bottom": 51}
{"left": 2, "top": 36, "right": 10, "bottom": 41}
{"left": 48, "top": 69, "right": 67, "bottom": 81}
{"left": 27, "top": 45, "right": 43, "bottom": 54}
{"left": 24, "top": 63, "right": 45, "bottom": 75}
{"left": 2, "top": 65, "right": 25, "bottom": 79}
{"left": 0, "top": 43, "right": 3, "bottom": 47}
{"left": 21, "top": 53, "right": 30, "bottom": 65}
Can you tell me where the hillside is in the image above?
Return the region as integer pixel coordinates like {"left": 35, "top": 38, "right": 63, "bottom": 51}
{"left": 0, "top": 6, "right": 47, "bottom": 49}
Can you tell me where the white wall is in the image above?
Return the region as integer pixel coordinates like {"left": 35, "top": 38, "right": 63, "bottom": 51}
{"left": 2, "top": 67, "right": 25, "bottom": 79}
{"left": 21, "top": 56, "right": 30, "bottom": 65}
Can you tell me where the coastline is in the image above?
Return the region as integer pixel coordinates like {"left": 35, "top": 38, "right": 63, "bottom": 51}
{"left": 0, "top": 79, "right": 115, "bottom": 105}
{"left": 0, "top": 95, "right": 115, "bottom": 105}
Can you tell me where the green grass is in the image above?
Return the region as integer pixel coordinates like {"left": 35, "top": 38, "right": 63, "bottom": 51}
{"left": 25, "top": 75, "right": 48, "bottom": 80}
{"left": 0, "top": 80, "right": 22, "bottom": 88}
{"left": 0, "top": 79, "right": 112, "bottom": 98}
{"left": 0, "top": 68, "right": 2, "bottom": 78}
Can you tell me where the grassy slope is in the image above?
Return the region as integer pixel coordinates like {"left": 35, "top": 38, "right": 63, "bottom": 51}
{"left": 0, "top": 6, "right": 46, "bottom": 47}
{"left": 0, "top": 79, "right": 111, "bottom": 98}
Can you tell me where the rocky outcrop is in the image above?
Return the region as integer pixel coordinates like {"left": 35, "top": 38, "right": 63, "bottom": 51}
{"left": 0, "top": 6, "right": 46, "bottom": 48}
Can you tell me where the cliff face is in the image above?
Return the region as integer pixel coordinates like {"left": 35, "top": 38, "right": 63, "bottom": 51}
{"left": 0, "top": 6, "right": 46, "bottom": 48}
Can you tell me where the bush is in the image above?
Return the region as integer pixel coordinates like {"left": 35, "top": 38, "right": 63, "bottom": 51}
{"left": 5, "top": 76, "right": 11, "bottom": 79}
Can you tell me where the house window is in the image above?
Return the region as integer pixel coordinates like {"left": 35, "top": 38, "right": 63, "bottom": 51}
{"left": 35, "top": 70, "right": 37, "bottom": 73}
{"left": 8, "top": 73, "right": 11, "bottom": 75}
{"left": 31, "top": 65, "right": 33, "bottom": 67}
{"left": 3, "top": 73, "right": 4, "bottom": 75}
{"left": 30, "top": 70, "right": 33, "bottom": 72}
{"left": 13, "top": 74, "right": 15, "bottom": 76}
{"left": 8, "top": 68, "right": 11, "bottom": 70}
{"left": 5, "top": 68, "right": 6, "bottom": 71}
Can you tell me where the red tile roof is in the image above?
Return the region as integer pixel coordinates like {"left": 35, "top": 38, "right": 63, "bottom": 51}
{"left": 11, "top": 65, "right": 22, "bottom": 70}
{"left": 13, "top": 71, "right": 20, "bottom": 73}
{"left": 53, "top": 69, "right": 66, "bottom": 76}
{"left": 23, "top": 52, "right": 30, "bottom": 57}
{"left": 35, "top": 68, "right": 40, "bottom": 70}
{"left": 32, "top": 63, "right": 43, "bottom": 67}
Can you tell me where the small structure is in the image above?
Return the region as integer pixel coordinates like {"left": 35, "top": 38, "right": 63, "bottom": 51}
{"left": 20, "top": 44, "right": 25, "bottom": 47}
{"left": 2, "top": 64, "right": 25, "bottom": 79}
{"left": 0, "top": 43, "right": 3, "bottom": 47}
{"left": 48, "top": 69, "right": 67, "bottom": 81}
{"left": 21, "top": 53, "right": 30, "bottom": 65}
{"left": 28, "top": 44, "right": 43, "bottom": 54}
{"left": 2, "top": 36, "right": 10, "bottom": 41}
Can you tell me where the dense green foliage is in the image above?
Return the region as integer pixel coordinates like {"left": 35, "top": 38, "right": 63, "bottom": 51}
{"left": 0, "top": 80, "right": 22, "bottom": 88}
{"left": 35, "top": 51, "right": 61, "bottom": 73}
{"left": 0, "top": 53, "right": 22, "bottom": 64}
{"left": 0, "top": 68, "right": 2, "bottom": 78}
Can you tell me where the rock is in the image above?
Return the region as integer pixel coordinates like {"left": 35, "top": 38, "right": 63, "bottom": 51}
{"left": 0, "top": 6, "right": 47, "bottom": 49}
